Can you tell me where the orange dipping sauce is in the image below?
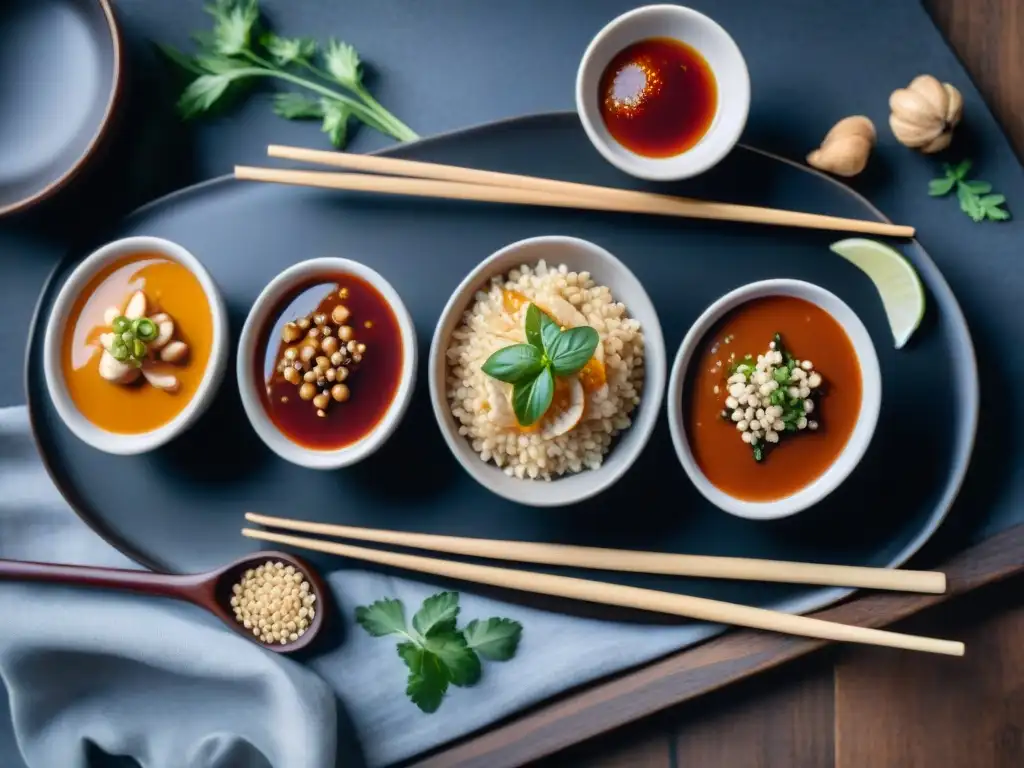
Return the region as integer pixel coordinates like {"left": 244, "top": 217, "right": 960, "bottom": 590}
{"left": 686, "top": 296, "right": 861, "bottom": 502}
{"left": 61, "top": 253, "right": 214, "bottom": 435}
{"left": 599, "top": 37, "right": 717, "bottom": 158}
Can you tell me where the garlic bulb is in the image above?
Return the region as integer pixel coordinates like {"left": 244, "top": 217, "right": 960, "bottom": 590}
{"left": 889, "top": 75, "right": 963, "bottom": 153}
{"left": 806, "top": 116, "right": 876, "bottom": 177}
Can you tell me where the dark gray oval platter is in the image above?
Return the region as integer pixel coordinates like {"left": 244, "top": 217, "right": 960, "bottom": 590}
{"left": 25, "top": 113, "right": 978, "bottom": 621}
{"left": 0, "top": 0, "right": 121, "bottom": 216}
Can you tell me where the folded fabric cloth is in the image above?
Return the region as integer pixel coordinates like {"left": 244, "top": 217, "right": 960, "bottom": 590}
{"left": 0, "top": 406, "right": 717, "bottom": 767}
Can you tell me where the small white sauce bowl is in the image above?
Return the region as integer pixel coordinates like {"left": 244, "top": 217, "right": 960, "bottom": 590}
{"left": 237, "top": 257, "right": 417, "bottom": 471}
{"left": 576, "top": 4, "right": 750, "bottom": 181}
{"left": 42, "top": 236, "right": 229, "bottom": 456}
{"left": 428, "top": 235, "right": 666, "bottom": 507}
{"left": 667, "top": 279, "right": 882, "bottom": 521}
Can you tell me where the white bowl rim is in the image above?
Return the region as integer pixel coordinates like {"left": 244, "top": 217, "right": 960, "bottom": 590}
{"left": 667, "top": 278, "right": 882, "bottom": 520}
{"left": 575, "top": 3, "right": 751, "bottom": 182}
{"left": 236, "top": 256, "right": 418, "bottom": 470}
{"left": 41, "top": 235, "right": 229, "bottom": 456}
{"left": 427, "top": 234, "right": 666, "bottom": 507}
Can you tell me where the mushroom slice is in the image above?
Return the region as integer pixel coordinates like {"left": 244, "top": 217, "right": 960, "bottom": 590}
{"left": 148, "top": 312, "right": 175, "bottom": 350}
{"left": 142, "top": 368, "right": 180, "bottom": 393}
{"left": 98, "top": 351, "right": 140, "bottom": 385}
{"left": 484, "top": 379, "right": 518, "bottom": 428}
{"left": 159, "top": 341, "right": 189, "bottom": 364}
{"left": 102, "top": 306, "right": 121, "bottom": 326}
{"left": 124, "top": 291, "right": 147, "bottom": 320}
{"left": 540, "top": 376, "right": 585, "bottom": 439}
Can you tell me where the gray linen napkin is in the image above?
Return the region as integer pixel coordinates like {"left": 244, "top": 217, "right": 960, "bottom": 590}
{"left": 0, "top": 406, "right": 718, "bottom": 767}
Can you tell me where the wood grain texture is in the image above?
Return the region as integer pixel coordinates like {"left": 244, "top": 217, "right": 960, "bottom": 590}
{"left": 834, "top": 591, "right": 1024, "bottom": 768}
{"left": 673, "top": 660, "right": 835, "bottom": 768}
{"left": 924, "top": 0, "right": 1024, "bottom": 160}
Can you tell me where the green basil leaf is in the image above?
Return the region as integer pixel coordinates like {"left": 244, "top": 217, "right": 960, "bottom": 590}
{"left": 481, "top": 344, "right": 544, "bottom": 384}
{"left": 547, "top": 326, "right": 600, "bottom": 377}
{"left": 928, "top": 177, "right": 955, "bottom": 196}
{"left": 538, "top": 310, "right": 561, "bottom": 355}
{"left": 524, "top": 304, "right": 544, "bottom": 351}
{"left": 512, "top": 367, "right": 554, "bottom": 427}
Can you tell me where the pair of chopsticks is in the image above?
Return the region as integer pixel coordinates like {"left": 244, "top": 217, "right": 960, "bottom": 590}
{"left": 233, "top": 145, "right": 915, "bottom": 238}
{"left": 242, "top": 512, "right": 963, "bottom": 656}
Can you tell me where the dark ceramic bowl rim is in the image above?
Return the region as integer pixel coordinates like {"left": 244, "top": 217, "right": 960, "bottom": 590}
{"left": 0, "top": 0, "right": 124, "bottom": 218}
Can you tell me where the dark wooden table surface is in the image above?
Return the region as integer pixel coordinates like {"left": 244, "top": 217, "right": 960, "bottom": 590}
{"left": 544, "top": 3, "right": 1024, "bottom": 766}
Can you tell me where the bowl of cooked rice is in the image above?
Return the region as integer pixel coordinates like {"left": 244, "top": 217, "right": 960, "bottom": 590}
{"left": 429, "top": 235, "right": 665, "bottom": 507}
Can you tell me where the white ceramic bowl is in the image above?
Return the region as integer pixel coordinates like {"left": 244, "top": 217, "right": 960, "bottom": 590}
{"left": 576, "top": 4, "right": 750, "bottom": 181}
{"left": 667, "top": 279, "right": 882, "bottom": 520}
{"left": 237, "top": 257, "right": 417, "bottom": 470}
{"left": 42, "top": 236, "right": 229, "bottom": 455}
{"left": 428, "top": 235, "right": 666, "bottom": 507}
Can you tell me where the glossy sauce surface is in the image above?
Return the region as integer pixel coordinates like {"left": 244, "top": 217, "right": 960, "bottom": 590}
{"left": 599, "top": 37, "right": 717, "bottom": 158}
{"left": 686, "top": 296, "right": 862, "bottom": 501}
{"left": 61, "top": 253, "right": 213, "bottom": 434}
{"left": 257, "top": 274, "right": 404, "bottom": 450}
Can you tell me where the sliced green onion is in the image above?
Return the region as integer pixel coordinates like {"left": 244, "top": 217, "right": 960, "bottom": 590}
{"left": 132, "top": 339, "right": 147, "bottom": 359}
{"left": 134, "top": 318, "right": 158, "bottom": 342}
{"left": 110, "top": 341, "right": 129, "bottom": 361}
{"left": 112, "top": 316, "right": 130, "bottom": 334}
{"left": 121, "top": 331, "right": 135, "bottom": 344}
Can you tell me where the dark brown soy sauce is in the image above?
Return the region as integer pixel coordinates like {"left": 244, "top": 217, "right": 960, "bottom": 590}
{"left": 598, "top": 37, "right": 718, "bottom": 158}
{"left": 255, "top": 274, "right": 404, "bottom": 450}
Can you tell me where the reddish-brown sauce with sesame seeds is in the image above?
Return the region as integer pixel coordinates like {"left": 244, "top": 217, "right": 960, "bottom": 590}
{"left": 685, "top": 296, "right": 862, "bottom": 502}
{"left": 598, "top": 37, "right": 717, "bottom": 158}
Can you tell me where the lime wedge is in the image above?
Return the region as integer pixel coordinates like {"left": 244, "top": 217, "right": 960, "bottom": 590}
{"left": 829, "top": 238, "right": 925, "bottom": 349}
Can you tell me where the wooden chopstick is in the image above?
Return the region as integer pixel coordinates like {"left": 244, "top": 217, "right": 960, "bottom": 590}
{"left": 244, "top": 512, "right": 945, "bottom": 594}
{"left": 238, "top": 152, "right": 914, "bottom": 238}
{"left": 240, "top": 527, "right": 963, "bottom": 656}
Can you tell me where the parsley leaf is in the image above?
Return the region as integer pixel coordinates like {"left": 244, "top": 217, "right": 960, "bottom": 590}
{"left": 357, "top": 592, "right": 523, "bottom": 714}
{"left": 412, "top": 591, "right": 460, "bottom": 637}
{"left": 929, "top": 159, "right": 1011, "bottom": 222}
{"left": 320, "top": 99, "right": 351, "bottom": 148}
{"left": 159, "top": 0, "right": 416, "bottom": 146}
{"left": 261, "top": 33, "right": 317, "bottom": 65}
{"left": 324, "top": 38, "right": 362, "bottom": 87}
{"left": 463, "top": 618, "right": 523, "bottom": 661}
{"left": 272, "top": 92, "right": 324, "bottom": 119}
{"left": 355, "top": 597, "right": 407, "bottom": 637}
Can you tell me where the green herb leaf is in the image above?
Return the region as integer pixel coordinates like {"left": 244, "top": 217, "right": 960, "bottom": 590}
{"left": 324, "top": 38, "right": 362, "bottom": 86}
{"left": 979, "top": 193, "right": 1006, "bottom": 207}
{"left": 964, "top": 180, "right": 993, "bottom": 195}
{"left": 463, "top": 618, "right": 523, "bottom": 661}
{"left": 397, "top": 641, "right": 421, "bottom": 671}
{"left": 772, "top": 367, "right": 790, "bottom": 384}
{"left": 512, "top": 366, "right": 554, "bottom": 427}
{"left": 546, "top": 326, "right": 600, "bottom": 377}
{"left": 405, "top": 650, "right": 448, "bottom": 713}
{"left": 952, "top": 159, "right": 972, "bottom": 180}
{"left": 178, "top": 73, "right": 235, "bottom": 118}
{"left": 411, "top": 591, "right": 460, "bottom": 637}
{"left": 481, "top": 344, "right": 545, "bottom": 385}
{"left": 320, "top": 99, "right": 352, "bottom": 148}
{"left": 769, "top": 389, "right": 786, "bottom": 406}
{"left": 524, "top": 304, "right": 544, "bottom": 351}
{"left": 752, "top": 442, "right": 764, "bottom": 462}
{"left": 206, "top": 0, "right": 259, "bottom": 56}
{"left": 928, "top": 176, "right": 956, "bottom": 196}
{"left": 985, "top": 205, "right": 1011, "bottom": 221}
{"left": 538, "top": 310, "right": 562, "bottom": 354}
{"left": 423, "top": 631, "right": 481, "bottom": 687}
{"left": 355, "top": 597, "right": 407, "bottom": 637}
{"left": 272, "top": 92, "right": 324, "bottom": 119}
{"left": 261, "top": 33, "right": 317, "bottom": 65}
{"left": 157, "top": 44, "right": 207, "bottom": 76}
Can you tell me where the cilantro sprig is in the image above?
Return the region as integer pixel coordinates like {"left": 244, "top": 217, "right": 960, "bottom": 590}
{"left": 159, "top": 0, "right": 417, "bottom": 148}
{"left": 481, "top": 304, "right": 599, "bottom": 427}
{"left": 928, "top": 159, "right": 1010, "bottom": 223}
{"left": 356, "top": 592, "right": 522, "bottom": 714}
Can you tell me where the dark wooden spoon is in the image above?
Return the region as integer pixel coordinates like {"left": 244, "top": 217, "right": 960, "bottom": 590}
{"left": 0, "top": 550, "right": 328, "bottom": 654}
